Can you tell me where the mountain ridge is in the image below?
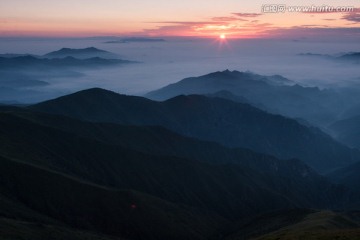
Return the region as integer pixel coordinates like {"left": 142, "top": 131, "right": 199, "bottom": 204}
{"left": 145, "top": 70, "right": 350, "bottom": 126}
{"left": 29, "top": 88, "right": 360, "bottom": 173}
{"left": 44, "top": 47, "right": 118, "bottom": 59}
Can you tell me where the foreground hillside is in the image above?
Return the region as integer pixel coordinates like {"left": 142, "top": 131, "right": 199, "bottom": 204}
{"left": 0, "top": 156, "right": 222, "bottom": 240}
{"left": 1, "top": 88, "right": 360, "bottom": 239}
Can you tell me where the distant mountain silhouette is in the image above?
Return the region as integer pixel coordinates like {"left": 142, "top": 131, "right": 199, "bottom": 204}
{"left": 298, "top": 52, "right": 360, "bottom": 64}
{"left": 0, "top": 53, "right": 40, "bottom": 58}
{"left": 297, "top": 52, "right": 332, "bottom": 58}
{"left": 0, "top": 55, "right": 134, "bottom": 70}
{"left": 44, "top": 47, "right": 118, "bottom": 59}
{"left": 30, "top": 88, "right": 360, "bottom": 172}
{"left": 337, "top": 52, "right": 360, "bottom": 63}
{"left": 145, "top": 70, "right": 348, "bottom": 126}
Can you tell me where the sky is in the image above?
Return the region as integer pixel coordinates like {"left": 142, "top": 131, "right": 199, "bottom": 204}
{"left": 0, "top": 0, "right": 360, "bottom": 38}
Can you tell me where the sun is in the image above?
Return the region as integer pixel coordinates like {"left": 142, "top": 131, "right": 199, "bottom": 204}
{"left": 219, "top": 34, "right": 226, "bottom": 39}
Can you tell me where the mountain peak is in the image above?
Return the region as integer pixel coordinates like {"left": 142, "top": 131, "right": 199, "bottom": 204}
{"left": 54, "top": 47, "right": 108, "bottom": 54}
{"left": 60, "top": 88, "right": 122, "bottom": 99}
{"left": 44, "top": 47, "right": 116, "bottom": 59}
{"left": 206, "top": 69, "right": 241, "bottom": 77}
{"left": 85, "top": 47, "right": 100, "bottom": 51}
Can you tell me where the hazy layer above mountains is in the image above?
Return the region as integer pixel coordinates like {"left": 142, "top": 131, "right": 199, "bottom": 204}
{"left": 0, "top": 37, "right": 359, "bottom": 104}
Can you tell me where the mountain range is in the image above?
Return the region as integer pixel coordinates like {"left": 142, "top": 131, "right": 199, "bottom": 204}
{"left": 1, "top": 100, "right": 360, "bottom": 239}
{"left": 1, "top": 84, "right": 360, "bottom": 238}
{"left": 0, "top": 47, "right": 136, "bottom": 103}
{"left": 30, "top": 88, "right": 360, "bottom": 173}
{"left": 0, "top": 55, "right": 133, "bottom": 70}
{"left": 145, "top": 70, "right": 357, "bottom": 127}
{"left": 326, "top": 115, "right": 360, "bottom": 193}
{"left": 298, "top": 52, "right": 360, "bottom": 64}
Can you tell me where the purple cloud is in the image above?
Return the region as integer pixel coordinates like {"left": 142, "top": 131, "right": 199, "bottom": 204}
{"left": 211, "top": 17, "right": 247, "bottom": 22}
{"left": 267, "top": 27, "right": 360, "bottom": 39}
{"left": 342, "top": 12, "right": 360, "bottom": 23}
{"left": 232, "top": 13, "right": 262, "bottom": 18}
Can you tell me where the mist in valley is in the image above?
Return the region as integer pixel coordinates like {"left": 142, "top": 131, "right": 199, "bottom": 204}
{"left": 0, "top": 37, "right": 359, "bottom": 103}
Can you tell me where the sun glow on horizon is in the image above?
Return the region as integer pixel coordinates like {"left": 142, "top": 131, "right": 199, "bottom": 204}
{"left": 0, "top": 0, "right": 359, "bottom": 38}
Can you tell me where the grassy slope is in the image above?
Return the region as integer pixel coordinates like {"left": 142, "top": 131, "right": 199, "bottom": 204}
{"left": 0, "top": 111, "right": 352, "bottom": 214}
{"left": 0, "top": 112, "right": 298, "bottom": 221}
{"left": 0, "top": 156, "right": 223, "bottom": 240}
{"left": 253, "top": 211, "right": 360, "bottom": 240}
{"left": 0, "top": 217, "right": 124, "bottom": 240}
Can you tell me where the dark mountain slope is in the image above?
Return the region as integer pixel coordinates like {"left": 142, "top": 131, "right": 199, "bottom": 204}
{"left": 250, "top": 210, "right": 360, "bottom": 240}
{"left": 0, "top": 112, "right": 298, "bottom": 220}
{"left": 206, "top": 90, "right": 250, "bottom": 104}
{"left": 328, "top": 161, "right": 360, "bottom": 195}
{"left": 340, "top": 103, "right": 360, "bottom": 120}
{"left": 223, "top": 209, "right": 316, "bottom": 240}
{"left": 0, "top": 111, "right": 355, "bottom": 217}
{"left": 30, "top": 88, "right": 359, "bottom": 173}
{"left": 5, "top": 108, "right": 319, "bottom": 175}
{"left": 0, "top": 156, "right": 222, "bottom": 240}
{"left": 0, "top": 217, "right": 124, "bottom": 240}
{"left": 3, "top": 109, "right": 353, "bottom": 208}
{"left": 329, "top": 115, "right": 360, "bottom": 149}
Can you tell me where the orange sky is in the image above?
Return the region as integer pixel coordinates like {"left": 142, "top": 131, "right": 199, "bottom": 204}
{"left": 0, "top": 0, "right": 359, "bottom": 38}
